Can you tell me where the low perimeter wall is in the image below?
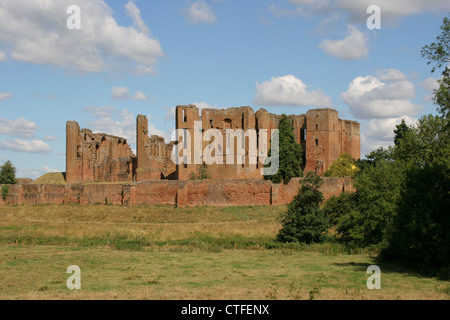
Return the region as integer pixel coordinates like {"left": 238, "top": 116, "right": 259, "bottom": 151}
{"left": 0, "top": 177, "right": 354, "bottom": 207}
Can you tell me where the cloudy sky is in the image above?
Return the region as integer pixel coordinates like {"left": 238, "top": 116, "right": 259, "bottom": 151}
{"left": 0, "top": 0, "right": 448, "bottom": 178}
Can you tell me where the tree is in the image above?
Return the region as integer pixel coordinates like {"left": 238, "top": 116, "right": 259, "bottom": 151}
{"left": 324, "top": 153, "right": 360, "bottom": 177}
{"left": 393, "top": 119, "right": 410, "bottom": 147}
{"left": 321, "top": 192, "right": 357, "bottom": 227}
{"left": 394, "top": 115, "right": 449, "bottom": 167}
{"left": 336, "top": 159, "right": 405, "bottom": 247}
{"left": 421, "top": 15, "right": 450, "bottom": 119}
{"left": 0, "top": 160, "right": 17, "bottom": 185}
{"left": 383, "top": 158, "right": 450, "bottom": 278}
{"left": 382, "top": 114, "right": 450, "bottom": 277}
{"left": 264, "top": 114, "right": 303, "bottom": 184}
{"left": 277, "top": 172, "right": 329, "bottom": 244}
{"left": 355, "top": 147, "right": 395, "bottom": 172}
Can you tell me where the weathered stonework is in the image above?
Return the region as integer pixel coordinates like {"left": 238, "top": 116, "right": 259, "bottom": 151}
{"left": 0, "top": 177, "right": 354, "bottom": 207}
{"left": 65, "top": 105, "right": 359, "bottom": 185}
{"left": 176, "top": 105, "right": 360, "bottom": 179}
{"left": 136, "top": 115, "right": 176, "bottom": 182}
{"left": 66, "top": 121, "right": 135, "bottom": 183}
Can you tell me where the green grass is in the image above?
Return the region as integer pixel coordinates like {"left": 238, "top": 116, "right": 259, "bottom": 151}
{"left": 0, "top": 204, "right": 448, "bottom": 300}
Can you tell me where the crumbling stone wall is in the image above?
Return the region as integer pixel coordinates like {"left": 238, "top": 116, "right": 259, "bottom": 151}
{"left": 66, "top": 121, "right": 135, "bottom": 183}
{"left": 0, "top": 177, "right": 354, "bottom": 207}
{"left": 175, "top": 105, "right": 360, "bottom": 180}
{"left": 136, "top": 115, "right": 176, "bottom": 181}
{"left": 65, "top": 105, "right": 359, "bottom": 183}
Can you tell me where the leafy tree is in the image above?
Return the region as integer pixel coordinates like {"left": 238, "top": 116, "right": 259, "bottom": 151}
{"left": 383, "top": 158, "right": 450, "bottom": 278}
{"left": 394, "top": 114, "right": 449, "bottom": 167}
{"left": 324, "top": 153, "right": 360, "bottom": 177}
{"left": 355, "top": 147, "right": 395, "bottom": 172}
{"left": 321, "top": 192, "right": 357, "bottom": 227}
{"left": 421, "top": 15, "right": 450, "bottom": 119}
{"left": 393, "top": 119, "right": 411, "bottom": 147}
{"left": 264, "top": 114, "right": 303, "bottom": 184}
{"left": 1, "top": 185, "right": 9, "bottom": 201}
{"left": 277, "top": 172, "right": 329, "bottom": 244}
{"left": 337, "top": 159, "right": 406, "bottom": 247}
{"left": 0, "top": 160, "right": 17, "bottom": 185}
{"left": 382, "top": 113, "right": 450, "bottom": 277}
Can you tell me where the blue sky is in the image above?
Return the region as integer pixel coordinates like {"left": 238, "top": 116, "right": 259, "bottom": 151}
{"left": 0, "top": 0, "right": 448, "bottom": 179}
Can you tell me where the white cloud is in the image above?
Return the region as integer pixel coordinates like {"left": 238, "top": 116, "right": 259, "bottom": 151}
{"left": 83, "top": 105, "right": 172, "bottom": 144}
{"left": 272, "top": 0, "right": 450, "bottom": 26}
{"left": 187, "top": 2, "right": 217, "bottom": 25}
{"left": 111, "top": 87, "right": 131, "bottom": 100}
{"left": 319, "top": 25, "right": 369, "bottom": 60}
{"left": 146, "top": 116, "right": 172, "bottom": 142}
{"left": 42, "top": 135, "right": 58, "bottom": 141}
{"left": 361, "top": 116, "right": 417, "bottom": 156}
{"left": 334, "top": 0, "right": 450, "bottom": 26}
{"left": 340, "top": 73, "right": 422, "bottom": 119}
{"left": 133, "top": 90, "right": 147, "bottom": 101}
{"left": 84, "top": 106, "right": 136, "bottom": 145}
{"left": 0, "top": 0, "right": 163, "bottom": 74}
{"left": 0, "top": 50, "right": 6, "bottom": 62}
{"left": 254, "top": 75, "right": 332, "bottom": 107}
{"left": 16, "top": 165, "right": 62, "bottom": 179}
{"left": 16, "top": 168, "right": 43, "bottom": 179}
{"left": 0, "top": 117, "right": 39, "bottom": 138}
{"left": 377, "top": 69, "right": 409, "bottom": 82}
{"left": 0, "top": 139, "right": 51, "bottom": 154}
{"left": 84, "top": 105, "right": 117, "bottom": 119}
{"left": 419, "top": 77, "right": 440, "bottom": 102}
{"left": 269, "top": 4, "right": 304, "bottom": 18}
{"left": 420, "top": 77, "right": 440, "bottom": 93}
{"left": 193, "top": 101, "right": 223, "bottom": 110}
{"left": 164, "top": 106, "right": 176, "bottom": 123}
{"left": 270, "top": 0, "right": 332, "bottom": 18}
{"left": 365, "top": 116, "right": 417, "bottom": 142}
{"left": 0, "top": 92, "right": 13, "bottom": 101}
{"left": 125, "top": 1, "right": 151, "bottom": 35}
{"left": 43, "top": 165, "right": 60, "bottom": 173}
{"left": 111, "top": 87, "right": 151, "bottom": 101}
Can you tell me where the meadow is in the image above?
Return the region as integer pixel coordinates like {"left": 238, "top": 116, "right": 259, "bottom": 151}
{"left": 0, "top": 204, "right": 448, "bottom": 300}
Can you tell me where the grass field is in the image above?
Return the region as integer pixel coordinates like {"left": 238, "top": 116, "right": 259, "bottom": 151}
{"left": 0, "top": 204, "right": 448, "bottom": 300}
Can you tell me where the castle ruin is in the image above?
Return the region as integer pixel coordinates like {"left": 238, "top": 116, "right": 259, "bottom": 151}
{"left": 65, "top": 106, "right": 360, "bottom": 183}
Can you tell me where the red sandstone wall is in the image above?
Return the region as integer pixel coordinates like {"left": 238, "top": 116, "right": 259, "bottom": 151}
{"left": 0, "top": 177, "right": 354, "bottom": 207}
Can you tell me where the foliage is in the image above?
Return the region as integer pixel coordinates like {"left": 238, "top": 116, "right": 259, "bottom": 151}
{"left": 264, "top": 114, "right": 303, "bottom": 184}
{"left": 321, "top": 192, "right": 357, "bottom": 227}
{"left": 0, "top": 161, "right": 17, "bottom": 185}
{"left": 394, "top": 114, "right": 450, "bottom": 167}
{"left": 324, "top": 153, "right": 360, "bottom": 177}
{"left": 421, "top": 15, "right": 450, "bottom": 119}
{"left": 336, "top": 160, "right": 406, "bottom": 247}
{"left": 189, "top": 165, "right": 210, "bottom": 180}
{"left": 1, "top": 185, "right": 9, "bottom": 201}
{"left": 277, "top": 172, "right": 329, "bottom": 244}
{"left": 355, "top": 147, "right": 395, "bottom": 172}
{"left": 383, "top": 158, "right": 450, "bottom": 278}
{"left": 393, "top": 119, "right": 411, "bottom": 148}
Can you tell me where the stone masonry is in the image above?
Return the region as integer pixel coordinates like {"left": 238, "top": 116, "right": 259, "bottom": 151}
{"left": 65, "top": 105, "right": 360, "bottom": 183}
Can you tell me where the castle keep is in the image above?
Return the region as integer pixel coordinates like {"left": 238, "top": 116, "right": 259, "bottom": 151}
{"left": 65, "top": 106, "right": 360, "bottom": 183}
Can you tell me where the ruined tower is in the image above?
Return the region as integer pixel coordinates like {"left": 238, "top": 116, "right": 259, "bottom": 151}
{"left": 136, "top": 114, "right": 176, "bottom": 181}
{"left": 65, "top": 121, "right": 135, "bottom": 183}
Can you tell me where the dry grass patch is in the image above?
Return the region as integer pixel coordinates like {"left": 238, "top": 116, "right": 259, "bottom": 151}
{"left": 0, "top": 204, "right": 448, "bottom": 300}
